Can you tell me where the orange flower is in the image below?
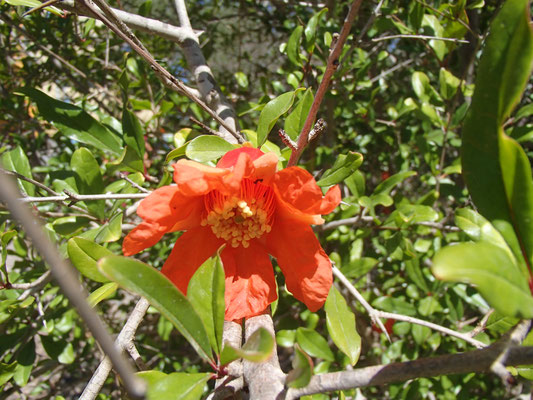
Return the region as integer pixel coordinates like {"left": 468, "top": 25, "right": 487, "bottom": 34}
{"left": 123, "top": 147, "right": 341, "bottom": 321}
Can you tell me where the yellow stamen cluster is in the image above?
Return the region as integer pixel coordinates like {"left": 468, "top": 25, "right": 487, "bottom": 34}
{"left": 201, "top": 180, "right": 274, "bottom": 248}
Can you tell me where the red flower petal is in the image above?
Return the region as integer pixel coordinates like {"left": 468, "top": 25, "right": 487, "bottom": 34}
{"left": 266, "top": 218, "right": 332, "bottom": 311}
{"left": 252, "top": 152, "right": 278, "bottom": 184}
{"left": 122, "top": 222, "right": 165, "bottom": 256}
{"left": 221, "top": 241, "right": 277, "bottom": 321}
{"left": 161, "top": 227, "right": 224, "bottom": 294}
{"left": 217, "top": 147, "right": 264, "bottom": 168}
{"left": 173, "top": 160, "right": 229, "bottom": 196}
{"left": 137, "top": 186, "right": 180, "bottom": 226}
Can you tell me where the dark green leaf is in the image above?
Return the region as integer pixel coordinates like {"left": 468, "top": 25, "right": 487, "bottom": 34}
{"left": 317, "top": 152, "right": 363, "bottom": 187}
{"left": 17, "top": 88, "right": 122, "bottom": 154}
{"left": 122, "top": 108, "right": 145, "bottom": 159}
{"left": 67, "top": 237, "right": 113, "bottom": 283}
{"left": 286, "top": 343, "right": 313, "bottom": 388}
{"left": 287, "top": 25, "right": 304, "bottom": 66}
{"left": 304, "top": 9, "right": 327, "bottom": 52}
{"left": 284, "top": 89, "right": 314, "bottom": 140}
{"left": 257, "top": 90, "right": 301, "bottom": 146}
{"left": 1, "top": 146, "right": 35, "bottom": 196}
{"left": 295, "top": 328, "right": 334, "bottom": 361}
{"left": 71, "top": 147, "right": 105, "bottom": 219}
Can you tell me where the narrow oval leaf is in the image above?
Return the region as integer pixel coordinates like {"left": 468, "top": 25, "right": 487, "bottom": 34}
{"left": 432, "top": 242, "right": 533, "bottom": 318}
{"left": 98, "top": 255, "right": 213, "bottom": 362}
{"left": 122, "top": 108, "right": 145, "bottom": 159}
{"left": 286, "top": 343, "right": 313, "bottom": 388}
{"left": 257, "top": 90, "right": 301, "bottom": 146}
{"left": 284, "top": 89, "right": 314, "bottom": 140}
{"left": 67, "top": 237, "right": 113, "bottom": 282}
{"left": 295, "top": 328, "right": 335, "bottom": 361}
{"left": 324, "top": 286, "right": 361, "bottom": 366}
{"left": 461, "top": 0, "right": 533, "bottom": 266}
{"left": 87, "top": 282, "right": 118, "bottom": 307}
{"left": 220, "top": 327, "right": 274, "bottom": 365}
{"left": 71, "top": 147, "right": 105, "bottom": 219}
{"left": 304, "top": 8, "right": 327, "bottom": 52}
{"left": 145, "top": 372, "right": 212, "bottom": 400}
{"left": 287, "top": 25, "right": 304, "bottom": 66}
{"left": 373, "top": 171, "right": 417, "bottom": 195}
{"left": 317, "top": 152, "right": 363, "bottom": 187}
{"left": 187, "top": 255, "right": 225, "bottom": 355}
{"left": 94, "top": 213, "right": 123, "bottom": 243}
{"left": 1, "top": 146, "right": 35, "bottom": 196}
{"left": 17, "top": 87, "right": 123, "bottom": 154}
{"left": 185, "top": 135, "right": 235, "bottom": 163}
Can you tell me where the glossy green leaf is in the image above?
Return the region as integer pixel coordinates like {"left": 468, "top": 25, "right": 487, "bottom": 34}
{"left": 324, "top": 286, "right": 361, "bottom": 365}
{"left": 317, "top": 152, "right": 363, "bottom": 187}
{"left": 71, "top": 147, "right": 105, "bottom": 219}
{"left": 1, "top": 146, "right": 35, "bottom": 196}
{"left": 295, "top": 328, "right": 334, "bottom": 361}
{"left": 461, "top": 0, "right": 533, "bottom": 267}
{"left": 257, "top": 90, "right": 301, "bottom": 146}
{"left": 4, "top": 0, "right": 62, "bottom": 14}
{"left": 187, "top": 255, "right": 225, "bottom": 355}
{"left": 373, "top": 171, "right": 416, "bottom": 195}
{"left": 284, "top": 89, "right": 314, "bottom": 140}
{"left": 98, "top": 256, "right": 213, "bottom": 362}
{"left": 67, "top": 237, "right": 113, "bottom": 283}
{"left": 439, "top": 68, "right": 461, "bottom": 100}
{"left": 17, "top": 88, "right": 122, "bottom": 154}
{"left": 185, "top": 135, "right": 235, "bottom": 163}
{"left": 287, "top": 25, "right": 304, "bottom": 66}
{"left": 145, "top": 372, "right": 212, "bottom": 400}
{"left": 220, "top": 327, "right": 275, "bottom": 365}
{"left": 52, "top": 216, "right": 91, "bottom": 236}
{"left": 276, "top": 329, "right": 296, "bottom": 347}
{"left": 122, "top": 108, "right": 145, "bottom": 159}
{"left": 432, "top": 242, "right": 533, "bottom": 318}
{"left": 286, "top": 343, "right": 313, "bottom": 388}
{"left": 13, "top": 339, "right": 35, "bottom": 387}
{"left": 94, "top": 213, "right": 123, "bottom": 243}
{"left": 88, "top": 282, "right": 118, "bottom": 307}
{"left": 304, "top": 8, "right": 327, "bottom": 52}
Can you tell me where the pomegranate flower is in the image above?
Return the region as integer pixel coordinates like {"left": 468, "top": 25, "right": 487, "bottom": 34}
{"left": 123, "top": 147, "right": 341, "bottom": 321}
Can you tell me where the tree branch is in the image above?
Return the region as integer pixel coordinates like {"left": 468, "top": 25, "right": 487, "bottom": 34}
{"left": 285, "top": 344, "right": 533, "bottom": 399}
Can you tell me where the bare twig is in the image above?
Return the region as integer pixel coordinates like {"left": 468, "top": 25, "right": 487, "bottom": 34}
{"left": 76, "top": 0, "right": 243, "bottom": 143}
{"left": 490, "top": 320, "right": 531, "bottom": 383}
{"left": 118, "top": 173, "right": 151, "bottom": 194}
{"left": 288, "top": 0, "right": 364, "bottom": 166}
{"left": 174, "top": 0, "right": 192, "bottom": 29}
{"left": 333, "top": 266, "right": 487, "bottom": 348}
{"left": 278, "top": 129, "right": 297, "bottom": 151}
{"left": 371, "top": 34, "right": 469, "bottom": 44}
{"left": 20, "top": 192, "right": 149, "bottom": 203}
{"left": 22, "top": 0, "right": 62, "bottom": 16}
{"left": 0, "top": 170, "right": 145, "bottom": 400}
{"left": 80, "top": 297, "right": 150, "bottom": 400}
{"left": 468, "top": 309, "right": 494, "bottom": 338}
{"left": 285, "top": 344, "right": 533, "bottom": 399}
{"left": 10, "top": 270, "right": 52, "bottom": 291}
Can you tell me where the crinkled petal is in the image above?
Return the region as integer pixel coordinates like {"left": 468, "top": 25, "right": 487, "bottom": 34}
{"left": 123, "top": 222, "right": 166, "bottom": 256}
{"left": 273, "top": 167, "right": 340, "bottom": 224}
{"left": 252, "top": 152, "right": 278, "bottom": 184}
{"left": 221, "top": 241, "right": 277, "bottom": 321}
{"left": 221, "top": 151, "right": 255, "bottom": 193}
{"left": 161, "top": 227, "right": 224, "bottom": 294}
{"left": 173, "top": 160, "right": 230, "bottom": 196}
{"left": 266, "top": 219, "right": 332, "bottom": 312}
{"left": 217, "top": 147, "right": 265, "bottom": 168}
{"left": 137, "top": 186, "right": 179, "bottom": 225}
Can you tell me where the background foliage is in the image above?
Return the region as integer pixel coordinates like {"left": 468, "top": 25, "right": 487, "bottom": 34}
{"left": 1, "top": 0, "right": 533, "bottom": 399}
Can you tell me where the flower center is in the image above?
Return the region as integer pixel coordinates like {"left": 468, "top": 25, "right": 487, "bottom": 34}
{"left": 201, "top": 179, "right": 275, "bottom": 248}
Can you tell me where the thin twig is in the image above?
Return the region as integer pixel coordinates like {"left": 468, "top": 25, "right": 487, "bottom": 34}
{"left": 174, "top": 0, "right": 192, "bottom": 29}
{"left": 490, "top": 320, "right": 531, "bottom": 383}
{"left": 118, "top": 173, "right": 151, "bottom": 194}
{"left": 80, "top": 297, "right": 150, "bottom": 400}
{"left": 371, "top": 34, "right": 469, "bottom": 44}
{"left": 22, "top": 0, "right": 62, "bottom": 16}
{"left": 10, "top": 270, "right": 53, "bottom": 291}
{"left": 288, "top": 0, "right": 364, "bottom": 166}
{"left": 19, "top": 192, "right": 149, "bottom": 203}
{"left": 333, "top": 266, "right": 487, "bottom": 348}
{"left": 0, "top": 170, "right": 145, "bottom": 400}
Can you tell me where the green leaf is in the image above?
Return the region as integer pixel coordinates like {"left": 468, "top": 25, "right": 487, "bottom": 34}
{"left": 13, "top": 339, "right": 35, "bottom": 387}
{"left": 187, "top": 255, "right": 225, "bottom": 355}
{"left": 94, "top": 213, "right": 123, "bottom": 243}
{"left": 87, "top": 282, "right": 118, "bottom": 307}
{"left": 17, "top": 88, "right": 122, "bottom": 154}
{"left": 461, "top": 0, "right": 533, "bottom": 267}
{"left": 122, "top": 108, "right": 145, "bottom": 159}
{"left": 185, "top": 135, "right": 235, "bottom": 163}
{"left": 324, "top": 286, "right": 361, "bottom": 365}
{"left": 220, "top": 327, "right": 275, "bottom": 365}
{"left": 67, "top": 237, "right": 113, "bottom": 283}
{"left": 0, "top": 363, "right": 17, "bottom": 386}
{"left": 284, "top": 89, "right": 314, "bottom": 140}
{"left": 98, "top": 256, "right": 213, "bottom": 362}
{"left": 52, "top": 216, "right": 91, "bottom": 236}
{"left": 286, "top": 343, "right": 313, "bottom": 388}
{"left": 287, "top": 25, "right": 304, "bottom": 66}
{"left": 373, "top": 171, "right": 416, "bottom": 195}
{"left": 145, "top": 372, "right": 212, "bottom": 400}
{"left": 295, "top": 328, "right": 334, "bottom": 361}
{"left": 40, "top": 336, "right": 75, "bottom": 364}
{"left": 432, "top": 242, "right": 533, "bottom": 318}
{"left": 304, "top": 9, "right": 327, "bottom": 52}
{"left": 71, "top": 147, "right": 105, "bottom": 219}
{"left": 439, "top": 68, "right": 461, "bottom": 100}
{"left": 317, "top": 152, "right": 363, "bottom": 187}
{"left": 4, "top": 0, "right": 62, "bottom": 15}
{"left": 257, "top": 90, "right": 301, "bottom": 146}
{"left": 1, "top": 146, "right": 35, "bottom": 196}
